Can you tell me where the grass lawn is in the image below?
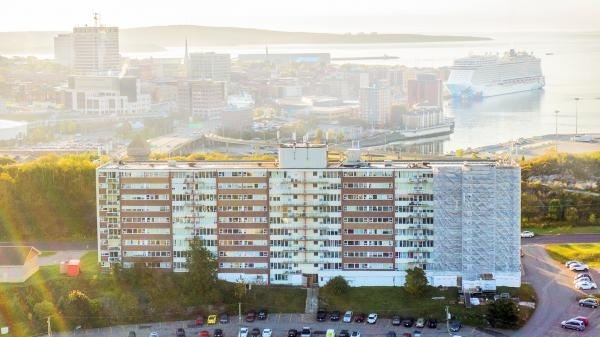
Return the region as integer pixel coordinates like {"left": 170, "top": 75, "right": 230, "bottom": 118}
{"left": 545, "top": 243, "right": 600, "bottom": 268}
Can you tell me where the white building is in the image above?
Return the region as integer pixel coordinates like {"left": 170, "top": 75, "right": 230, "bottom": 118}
{"left": 53, "top": 34, "right": 73, "bottom": 68}
{"left": 188, "top": 52, "right": 231, "bottom": 82}
{"left": 64, "top": 76, "right": 150, "bottom": 115}
{"left": 72, "top": 25, "right": 120, "bottom": 76}
{"left": 96, "top": 145, "right": 521, "bottom": 288}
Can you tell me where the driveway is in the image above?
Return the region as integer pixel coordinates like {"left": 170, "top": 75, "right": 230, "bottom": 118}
{"left": 38, "top": 250, "right": 91, "bottom": 266}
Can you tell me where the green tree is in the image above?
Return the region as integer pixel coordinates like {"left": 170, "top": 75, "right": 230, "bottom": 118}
{"left": 487, "top": 299, "right": 519, "bottom": 328}
{"left": 404, "top": 267, "right": 428, "bottom": 297}
{"left": 547, "top": 199, "right": 562, "bottom": 220}
{"left": 184, "top": 236, "right": 219, "bottom": 304}
{"left": 322, "top": 276, "right": 350, "bottom": 296}
{"left": 565, "top": 206, "right": 579, "bottom": 224}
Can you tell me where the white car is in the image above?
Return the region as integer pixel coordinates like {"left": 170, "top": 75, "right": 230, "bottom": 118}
{"left": 343, "top": 311, "right": 353, "bottom": 323}
{"left": 520, "top": 231, "right": 535, "bottom": 238}
{"left": 240, "top": 327, "right": 249, "bottom": 337}
{"left": 367, "top": 313, "right": 378, "bottom": 324}
{"left": 263, "top": 329, "right": 273, "bottom": 337}
{"left": 149, "top": 333, "right": 160, "bottom": 337}
{"left": 574, "top": 276, "right": 592, "bottom": 284}
{"left": 569, "top": 263, "right": 589, "bottom": 271}
{"left": 566, "top": 260, "right": 582, "bottom": 267}
{"left": 575, "top": 280, "right": 597, "bottom": 290}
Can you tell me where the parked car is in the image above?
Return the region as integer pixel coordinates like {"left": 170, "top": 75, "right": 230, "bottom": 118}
{"left": 520, "top": 230, "right": 534, "bottom": 238}
{"left": 565, "top": 260, "right": 582, "bottom": 267}
{"left": 199, "top": 331, "right": 210, "bottom": 337}
{"left": 220, "top": 313, "right": 230, "bottom": 324}
{"left": 316, "top": 308, "right": 327, "bottom": 321}
{"left": 239, "top": 328, "right": 249, "bottom": 337}
{"left": 258, "top": 309, "right": 268, "bottom": 320}
{"left": 354, "top": 313, "right": 365, "bottom": 323}
{"left": 214, "top": 329, "right": 224, "bottom": 337}
{"left": 343, "top": 311, "right": 353, "bottom": 323}
{"left": 367, "top": 313, "right": 378, "bottom": 324}
{"left": 574, "top": 273, "right": 591, "bottom": 281}
{"left": 413, "top": 331, "right": 422, "bottom": 337}
{"left": 427, "top": 318, "right": 437, "bottom": 328}
{"left": 196, "top": 315, "right": 205, "bottom": 326}
{"left": 149, "top": 333, "right": 159, "bottom": 337}
{"left": 287, "top": 329, "right": 298, "bottom": 337}
{"left": 330, "top": 310, "right": 341, "bottom": 321}
{"left": 262, "top": 329, "right": 272, "bottom": 337}
{"left": 207, "top": 315, "right": 217, "bottom": 325}
{"left": 128, "top": 331, "right": 136, "bottom": 337}
{"left": 385, "top": 331, "right": 396, "bottom": 337}
{"left": 415, "top": 318, "right": 425, "bottom": 328}
{"left": 338, "top": 330, "right": 350, "bottom": 337}
{"left": 571, "top": 316, "right": 589, "bottom": 326}
{"left": 569, "top": 263, "right": 589, "bottom": 271}
{"left": 176, "top": 328, "right": 186, "bottom": 337}
{"left": 250, "top": 328, "right": 261, "bottom": 337}
{"left": 573, "top": 276, "right": 592, "bottom": 284}
{"left": 402, "top": 318, "right": 414, "bottom": 328}
{"left": 301, "top": 327, "right": 311, "bottom": 337}
{"left": 561, "top": 319, "right": 585, "bottom": 331}
{"left": 350, "top": 331, "right": 361, "bottom": 337}
{"left": 245, "top": 311, "right": 257, "bottom": 322}
{"left": 579, "top": 297, "right": 599, "bottom": 308}
{"left": 391, "top": 315, "right": 402, "bottom": 326}
{"left": 575, "top": 280, "right": 597, "bottom": 290}
{"left": 450, "top": 321, "right": 462, "bottom": 332}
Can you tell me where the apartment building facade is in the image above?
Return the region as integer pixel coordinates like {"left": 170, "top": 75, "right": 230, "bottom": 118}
{"left": 97, "top": 144, "right": 521, "bottom": 287}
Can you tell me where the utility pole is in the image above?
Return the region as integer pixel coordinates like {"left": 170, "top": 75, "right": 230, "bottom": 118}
{"left": 554, "top": 110, "right": 559, "bottom": 152}
{"left": 47, "top": 316, "right": 52, "bottom": 337}
{"left": 445, "top": 306, "right": 451, "bottom": 336}
{"left": 574, "top": 97, "right": 580, "bottom": 137}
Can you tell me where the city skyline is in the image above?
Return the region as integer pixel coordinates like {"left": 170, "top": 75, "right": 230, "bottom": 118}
{"left": 1, "top": 0, "right": 599, "bottom": 34}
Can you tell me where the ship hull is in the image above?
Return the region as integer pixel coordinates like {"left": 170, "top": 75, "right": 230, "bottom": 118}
{"left": 446, "top": 76, "right": 545, "bottom": 98}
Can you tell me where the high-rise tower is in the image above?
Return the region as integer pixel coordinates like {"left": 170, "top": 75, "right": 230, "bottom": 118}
{"left": 72, "top": 14, "right": 120, "bottom": 76}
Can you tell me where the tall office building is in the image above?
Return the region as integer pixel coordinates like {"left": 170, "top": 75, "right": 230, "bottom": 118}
{"left": 406, "top": 73, "right": 442, "bottom": 109}
{"left": 54, "top": 34, "right": 73, "bottom": 67}
{"left": 188, "top": 52, "right": 231, "bottom": 82}
{"left": 177, "top": 80, "right": 227, "bottom": 120}
{"left": 359, "top": 79, "right": 391, "bottom": 127}
{"left": 72, "top": 22, "right": 120, "bottom": 76}
{"left": 96, "top": 145, "right": 522, "bottom": 288}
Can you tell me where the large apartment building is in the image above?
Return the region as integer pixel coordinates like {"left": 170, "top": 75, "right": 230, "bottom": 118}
{"left": 96, "top": 144, "right": 521, "bottom": 288}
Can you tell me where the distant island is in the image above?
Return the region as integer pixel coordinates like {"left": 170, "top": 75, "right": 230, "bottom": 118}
{"left": 0, "top": 25, "right": 490, "bottom": 55}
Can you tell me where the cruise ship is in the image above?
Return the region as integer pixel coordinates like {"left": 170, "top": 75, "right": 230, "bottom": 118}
{"left": 445, "top": 49, "right": 545, "bottom": 98}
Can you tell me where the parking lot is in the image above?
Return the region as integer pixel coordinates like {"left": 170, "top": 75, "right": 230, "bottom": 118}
{"left": 60, "top": 313, "right": 507, "bottom": 337}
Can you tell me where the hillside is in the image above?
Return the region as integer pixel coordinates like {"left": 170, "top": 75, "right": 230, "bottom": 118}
{"left": 0, "top": 25, "right": 490, "bottom": 55}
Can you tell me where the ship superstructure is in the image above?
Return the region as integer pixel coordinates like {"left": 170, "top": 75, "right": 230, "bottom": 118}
{"left": 445, "top": 49, "right": 545, "bottom": 98}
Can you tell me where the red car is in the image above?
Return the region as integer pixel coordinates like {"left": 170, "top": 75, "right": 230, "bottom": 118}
{"left": 196, "top": 315, "right": 205, "bottom": 326}
{"left": 199, "top": 331, "right": 210, "bottom": 337}
{"left": 572, "top": 316, "right": 589, "bottom": 326}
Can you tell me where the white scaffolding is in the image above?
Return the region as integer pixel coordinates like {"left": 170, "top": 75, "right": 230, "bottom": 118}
{"left": 432, "top": 162, "right": 521, "bottom": 282}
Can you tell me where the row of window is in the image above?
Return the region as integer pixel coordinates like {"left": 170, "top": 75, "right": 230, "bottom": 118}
{"left": 219, "top": 262, "right": 269, "bottom": 269}
{"left": 123, "top": 240, "right": 171, "bottom": 246}
{"left": 121, "top": 194, "right": 169, "bottom": 200}
{"left": 122, "top": 183, "right": 169, "bottom": 189}
{"left": 219, "top": 228, "right": 267, "bottom": 235}
{"left": 344, "top": 240, "right": 394, "bottom": 246}
{"left": 122, "top": 228, "right": 171, "bottom": 235}
{"left": 343, "top": 194, "right": 394, "bottom": 200}
{"left": 343, "top": 183, "right": 393, "bottom": 189}
{"left": 218, "top": 183, "right": 268, "bottom": 189}
{"left": 344, "top": 217, "right": 394, "bottom": 223}
{"left": 218, "top": 194, "right": 268, "bottom": 200}
{"left": 122, "top": 217, "right": 171, "bottom": 224}
{"left": 123, "top": 251, "right": 171, "bottom": 257}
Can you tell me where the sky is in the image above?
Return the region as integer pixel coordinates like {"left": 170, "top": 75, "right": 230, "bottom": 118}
{"left": 1, "top": 0, "right": 599, "bottom": 34}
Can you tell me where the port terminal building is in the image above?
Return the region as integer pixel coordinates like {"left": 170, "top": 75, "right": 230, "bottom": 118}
{"left": 96, "top": 143, "right": 521, "bottom": 288}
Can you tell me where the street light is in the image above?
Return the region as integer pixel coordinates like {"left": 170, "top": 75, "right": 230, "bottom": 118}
{"left": 574, "top": 97, "right": 580, "bottom": 137}
{"left": 554, "top": 110, "right": 559, "bottom": 152}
